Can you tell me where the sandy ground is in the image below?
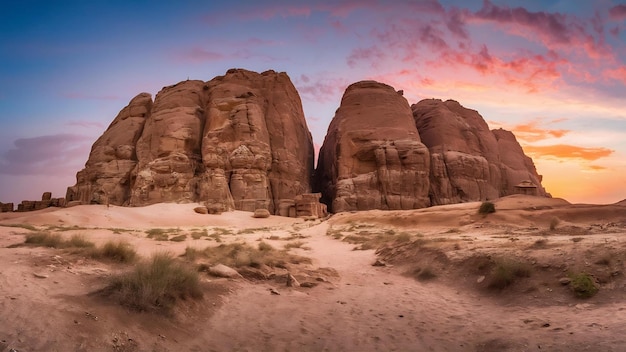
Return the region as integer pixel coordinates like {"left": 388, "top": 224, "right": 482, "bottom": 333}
{"left": 0, "top": 195, "right": 624, "bottom": 351}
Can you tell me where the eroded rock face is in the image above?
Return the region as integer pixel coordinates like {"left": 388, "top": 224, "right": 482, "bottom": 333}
{"left": 66, "top": 93, "right": 152, "bottom": 205}
{"left": 315, "top": 81, "right": 431, "bottom": 212}
{"left": 67, "top": 69, "right": 314, "bottom": 214}
{"left": 412, "top": 99, "right": 546, "bottom": 204}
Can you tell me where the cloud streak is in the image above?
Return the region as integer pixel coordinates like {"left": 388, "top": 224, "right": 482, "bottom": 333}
{"left": 523, "top": 144, "right": 614, "bottom": 161}
{"left": 0, "top": 134, "right": 92, "bottom": 176}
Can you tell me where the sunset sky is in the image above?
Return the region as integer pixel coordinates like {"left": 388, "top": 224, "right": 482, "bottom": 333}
{"left": 1, "top": 0, "right": 625, "bottom": 206}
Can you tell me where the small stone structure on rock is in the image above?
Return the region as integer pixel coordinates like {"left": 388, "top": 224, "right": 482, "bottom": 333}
{"left": 514, "top": 180, "right": 538, "bottom": 196}
{"left": 16, "top": 193, "right": 65, "bottom": 212}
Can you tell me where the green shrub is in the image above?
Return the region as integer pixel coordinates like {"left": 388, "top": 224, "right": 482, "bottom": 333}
{"left": 569, "top": 273, "right": 598, "bottom": 298}
{"left": 105, "top": 252, "right": 202, "bottom": 312}
{"left": 478, "top": 201, "right": 496, "bottom": 215}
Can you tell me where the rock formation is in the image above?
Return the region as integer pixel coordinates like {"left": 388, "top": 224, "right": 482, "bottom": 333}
{"left": 67, "top": 69, "right": 315, "bottom": 215}
{"left": 16, "top": 192, "right": 65, "bottom": 212}
{"left": 0, "top": 202, "right": 14, "bottom": 212}
{"left": 411, "top": 99, "right": 546, "bottom": 205}
{"left": 315, "top": 81, "right": 431, "bottom": 213}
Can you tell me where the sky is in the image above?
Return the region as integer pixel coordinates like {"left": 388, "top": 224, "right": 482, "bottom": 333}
{"left": 1, "top": 0, "right": 625, "bottom": 206}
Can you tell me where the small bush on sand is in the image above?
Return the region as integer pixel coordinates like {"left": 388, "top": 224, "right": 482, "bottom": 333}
{"left": 478, "top": 202, "right": 496, "bottom": 215}
{"left": 67, "top": 234, "right": 95, "bottom": 248}
{"left": 487, "top": 259, "right": 531, "bottom": 290}
{"left": 2, "top": 223, "right": 38, "bottom": 231}
{"left": 187, "top": 242, "right": 310, "bottom": 268}
{"left": 25, "top": 232, "right": 64, "bottom": 248}
{"left": 104, "top": 252, "right": 202, "bottom": 312}
{"left": 91, "top": 241, "right": 137, "bottom": 263}
{"left": 549, "top": 217, "right": 560, "bottom": 230}
{"left": 569, "top": 273, "right": 598, "bottom": 298}
{"left": 415, "top": 266, "right": 437, "bottom": 281}
{"left": 170, "top": 234, "right": 187, "bottom": 242}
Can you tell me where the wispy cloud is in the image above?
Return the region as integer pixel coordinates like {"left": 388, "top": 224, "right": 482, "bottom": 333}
{"left": 507, "top": 119, "right": 570, "bottom": 143}
{"left": 609, "top": 4, "right": 626, "bottom": 20}
{"left": 65, "top": 120, "right": 105, "bottom": 129}
{"left": 523, "top": 144, "right": 613, "bottom": 161}
{"left": 62, "top": 92, "right": 120, "bottom": 100}
{"left": 0, "top": 134, "right": 92, "bottom": 176}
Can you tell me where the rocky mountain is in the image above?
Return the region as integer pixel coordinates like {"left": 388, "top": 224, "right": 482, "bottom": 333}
{"left": 67, "top": 69, "right": 315, "bottom": 215}
{"left": 315, "top": 85, "right": 547, "bottom": 212}
{"left": 315, "top": 81, "right": 431, "bottom": 213}
{"left": 68, "top": 71, "right": 547, "bottom": 215}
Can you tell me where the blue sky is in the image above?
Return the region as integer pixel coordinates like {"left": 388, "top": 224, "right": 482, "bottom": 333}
{"left": 1, "top": 0, "right": 625, "bottom": 205}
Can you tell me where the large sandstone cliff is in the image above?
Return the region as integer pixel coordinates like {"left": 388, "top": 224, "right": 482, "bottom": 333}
{"left": 412, "top": 99, "right": 546, "bottom": 205}
{"left": 315, "top": 87, "right": 547, "bottom": 212}
{"left": 315, "top": 81, "right": 431, "bottom": 213}
{"left": 67, "top": 69, "right": 314, "bottom": 215}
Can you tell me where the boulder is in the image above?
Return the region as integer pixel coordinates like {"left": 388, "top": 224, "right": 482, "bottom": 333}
{"left": 194, "top": 206, "right": 208, "bottom": 214}
{"left": 208, "top": 264, "right": 243, "bottom": 279}
{"left": 315, "top": 81, "right": 430, "bottom": 212}
{"left": 253, "top": 208, "right": 271, "bottom": 218}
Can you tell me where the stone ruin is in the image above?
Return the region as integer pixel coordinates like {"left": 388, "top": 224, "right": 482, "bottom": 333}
{"left": 15, "top": 192, "right": 66, "bottom": 212}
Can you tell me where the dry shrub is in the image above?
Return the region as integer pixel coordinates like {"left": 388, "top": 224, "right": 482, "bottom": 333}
{"left": 24, "top": 232, "right": 64, "bottom": 248}
{"left": 478, "top": 201, "right": 496, "bottom": 215}
{"left": 414, "top": 266, "right": 437, "bottom": 281}
{"left": 91, "top": 241, "right": 137, "bottom": 263}
{"left": 104, "top": 252, "right": 202, "bottom": 312}
{"left": 549, "top": 217, "right": 560, "bottom": 230}
{"left": 487, "top": 258, "right": 531, "bottom": 290}
{"left": 186, "top": 242, "right": 310, "bottom": 268}
{"left": 169, "top": 234, "right": 187, "bottom": 242}
{"left": 67, "top": 234, "right": 95, "bottom": 248}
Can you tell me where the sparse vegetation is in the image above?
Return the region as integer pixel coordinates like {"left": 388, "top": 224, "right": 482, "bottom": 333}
{"left": 569, "top": 272, "right": 599, "bottom": 298}
{"left": 487, "top": 258, "right": 531, "bottom": 290}
{"left": 478, "top": 201, "right": 496, "bottom": 215}
{"left": 91, "top": 240, "right": 137, "bottom": 263}
{"left": 190, "top": 228, "right": 209, "bottom": 239}
{"left": 549, "top": 217, "right": 560, "bottom": 230}
{"left": 1, "top": 223, "right": 38, "bottom": 231}
{"left": 238, "top": 227, "right": 271, "bottom": 235}
{"left": 169, "top": 234, "right": 187, "bottom": 242}
{"left": 183, "top": 242, "right": 310, "bottom": 268}
{"left": 571, "top": 237, "right": 584, "bottom": 243}
{"left": 103, "top": 252, "right": 202, "bottom": 312}
{"left": 24, "top": 232, "right": 64, "bottom": 247}
{"left": 283, "top": 241, "right": 308, "bottom": 250}
{"left": 146, "top": 228, "right": 175, "bottom": 241}
{"left": 67, "top": 234, "right": 96, "bottom": 248}
{"left": 414, "top": 266, "right": 437, "bottom": 281}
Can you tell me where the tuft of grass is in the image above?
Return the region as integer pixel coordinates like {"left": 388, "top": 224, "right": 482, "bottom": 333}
{"left": 415, "top": 266, "right": 437, "bottom": 281}
{"left": 91, "top": 241, "right": 137, "bottom": 263}
{"left": 487, "top": 259, "right": 531, "bottom": 290}
{"left": 104, "top": 252, "right": 202, "bottom": 312}
{"left": 67, "top": 234, "right": 95, "bottom": 248}
{"left": 2, "top": 223, "right": 38, "bottom": 231}
{"left": 25, "top": 232, "right": 64, "bottom": 248}
{"left": 571, "top": 237, "right": 584, "bottom": 243}
{"left": 569, "top": 273, "right": 598, "bottom": 298}
{"left": 238, "top": 227, "right": 271, "bottom": 235}
{"left": 45, "top": 225, "right": 87, "bottom": 232}
{"left": 529, "top": 238, "right": 548, "bottom": 249}
{"left": 478, "top": 201, "right": 496, "bottom": 215}
{"left": 170, "top": 234, "right": 187, "bottom": 242}
{"left": 185, "top": 242, "right": 310, "bottom": 268}
{"left": 549, "top": 217, "right": 560, "bottom": 230}
{"left": 190, "top": 229, "right": 209, "bottom": 240}
{"left": 284, "top": 241, "right": 306, "bottom": 250}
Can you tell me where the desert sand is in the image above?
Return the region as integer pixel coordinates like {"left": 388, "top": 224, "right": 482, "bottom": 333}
{"left": 1, "top": 195, "right": 624, "bottom": 351}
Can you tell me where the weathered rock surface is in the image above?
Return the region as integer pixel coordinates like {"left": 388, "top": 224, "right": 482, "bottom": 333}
{"left": 0, "top": 202, "right": 14, "bottom": 212}
{"left": 412, "top": 99, "right": 546, "bottom": 204}
{"left": 315, "top": 81, "right": 431, "bottom": 212}
{"left": 16, "top": 192, "right": 65, "bottom": 212}
{"left": 66, "top": 93, "right": 152, "bottom": 205}
{"left": 67, "top": 69, "right": 314, "bottom": 215}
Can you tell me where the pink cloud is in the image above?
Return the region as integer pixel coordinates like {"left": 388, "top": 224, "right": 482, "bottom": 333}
{"left": 603, "top": 66, "right": 626, "bottom": 84}
{"left": 62, "top": 92, "right": 120, "bottom": 100}
{"left": 0, "top": 134, "right": 93, "bottom": 176}
{"left": 471, "top": 0, "right": 611, "bottom": 59}
{"left": 347, "top": 46, "right": 386, "bottom": 68}
{"left": 177, "top": 48, "right": 225, "bottom": 63}
{"left": 65, "top": 121, "right": 105, "bottom": 129}
{"left": 294, "top": 75, "right": 349, "bottom": 103}
{"left": 609, "top": 4, "right": 626, "bottom": 20}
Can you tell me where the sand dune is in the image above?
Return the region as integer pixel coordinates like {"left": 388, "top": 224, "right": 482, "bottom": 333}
{"left": 1, "top": 195, "right": 624, "bottom": 351}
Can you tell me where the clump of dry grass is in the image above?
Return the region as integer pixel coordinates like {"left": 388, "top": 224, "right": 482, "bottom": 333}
{"left": 549, "top": 217, "right": 560, "bottom": 230}
{"left": 90, "top": 241, "right": 137, "bottom": 263}
{"left": 24, "top": 231, "right": 64, "bottom": 247}
{"left": 487, "top": 258, "right": 532, "bottom": 290}
{"left": 569, "top": 272, "right": 599, "bottom": 298}
{"left": 478, "top": 201, "right": 496, "bottom": 215}
{"left": 2, "top": 223, "right": 38, "bottom": 231}
{"left": 103, "top": 252, "right": 202, "bottom": 313}
{"left": 183, "top": 242, "right": 310, "bottom": 268}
